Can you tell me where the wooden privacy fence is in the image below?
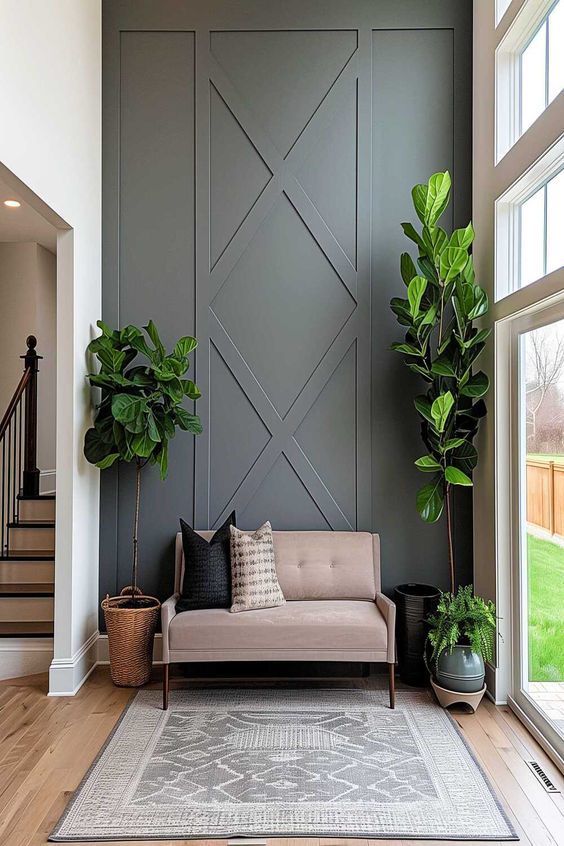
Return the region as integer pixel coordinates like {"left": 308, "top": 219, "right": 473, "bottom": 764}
{"left": 526, "top": 458, "right": 564, "bottom": 536}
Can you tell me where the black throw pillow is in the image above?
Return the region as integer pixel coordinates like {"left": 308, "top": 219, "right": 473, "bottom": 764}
{"left": 175, "top": 511, "right": 236, "bottom": 612}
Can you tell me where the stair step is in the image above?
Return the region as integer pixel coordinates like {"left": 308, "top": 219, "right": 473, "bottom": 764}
{"left": 7, "top": 525, "right": 55, "bottom": 553}
{"left": 0, "top": 621, "right": 53, "bottom": 636}
{"left": 2, "top": 551, "right": 54, "bottom": 560}
{"left": 0, "top": 583, "right": 53, "bottom": 596}
{"left": 18, "top": 496, "right": 55, "bottom": 522}
{"left": 0, "top": 595, "right": 53, "bottom": 622}
{"left": 0, "top": 560, "right": 54, "bottom": 583}
{"left": 17, "top": 493, "right": 56, "bottom": 499}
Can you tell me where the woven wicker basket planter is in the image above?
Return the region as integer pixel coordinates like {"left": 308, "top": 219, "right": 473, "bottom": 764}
{"left": 102, "top": 589, "right": 161, "bottom": 687}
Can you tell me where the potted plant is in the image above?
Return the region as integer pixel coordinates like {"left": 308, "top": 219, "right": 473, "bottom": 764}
{"left": 389, "top": 171, "right": 490, "bottom": 684}
{"left": 84, "top": 320, "right": 202, "bottom": 687}
{"left": 426, "top": 585, "right": 496, "bottom": 694}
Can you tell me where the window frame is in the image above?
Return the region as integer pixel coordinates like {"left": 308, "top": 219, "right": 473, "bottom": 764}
{"left": 496, "top": 0, "right": 561, "bottom": 161}
{"left": 495, "top": 135, "right": 564, "bottom": 301}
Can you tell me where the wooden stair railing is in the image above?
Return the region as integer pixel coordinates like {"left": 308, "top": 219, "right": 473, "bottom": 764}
{"left": 0, "top": 336, "right": 54, "bottom": 638}
{"left": 0, "top": 336, "right": 41, "bottom": 557}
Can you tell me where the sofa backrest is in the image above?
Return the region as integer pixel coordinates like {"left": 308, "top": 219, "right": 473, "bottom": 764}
{"left": 174, "top": 530, "right": 380, "bottom": 601}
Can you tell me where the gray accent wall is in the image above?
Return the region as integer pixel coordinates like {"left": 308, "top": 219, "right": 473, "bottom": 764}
{"left": 102, "top": 0, "right": 472, "bottom": 606}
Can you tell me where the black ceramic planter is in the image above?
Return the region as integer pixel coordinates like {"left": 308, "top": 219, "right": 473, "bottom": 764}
{"left": 394, "top": 583, "right": 440, "bottom": 686}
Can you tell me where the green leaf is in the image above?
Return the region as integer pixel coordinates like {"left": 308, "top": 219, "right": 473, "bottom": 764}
{"left": 416, "top": 474, "right": 445, "bottom": 522}
{"left": 425, "top": 171, "right": 451, "bottom": 226}
{"left": 401, "top": 222, "right": 427, "bottom": 254}
{"left": 181, "top": 379, "right": 202, "bottom": 400}
{"left": 415, "top": 454, "right": 442, "bottom": 472}
{"left": 439, "top": 246, "right": 468, "bottom": 284}
{"left": 443, "top": 437, "right": 466, "bottom": 451}
{"left": 175, "top": 407, "right": 203, "bottom": 433}
{"left": 131, "top": 430, "right": 158, "bottom": 458}
{"left": 417, "top": 256, "right": 439, "bottom": 285}
{"left": 407, "top": 275, "right": 427, "bottom": 317}
{"left": 408, "top": 363, "right": 433, "bottom": 381}
{"left": 420, "top": 300, "right": 439, "bottom": 327}
{"left": 412, "top": 183, "right": 428, "bottom": 224}
{"left": 158, "top": 442, "right": 168, "bottom": 480}
{"left": 400, "top": 252, "right": 417, "bottom": 285}
{"left": 451, "top": 440, "right": 478, "bottom": 473}
{"left": 414, "top": 395, "right": 434, "bottom": 424}
{"left": 97, "top": 347, "right": 126, "bottom": 373}
{"left": 390, "top": 297, "right": 412, "bottom": 326}
{"left": 84, "top": 426, "right": 114, "bottom": 464}
{"left": 162, "top": 378, "right": 184, "bottom": 403}
{"left": 449, "top": 222, "right": 474, "bottom": 249}
{"left": 96, "top": 453, "right": 120, "bottom": 470}
{"left": 390, "top": 342, "right": 423, "bottom": 356}
{"left": 174, "top": 336, "right": 198, "bottom": 358}
{"left": 430, "top": 356, "right": 457, "bottom": 377}
{"left": 144, "top": 320, "right": 165, "bottom": 359}
{"left": 468, "top": 285, "right": 488, "bottom": 319}
{"left": 467, "top": 327, "right": 491, "bottom": 347}
{"left": 431, "top": 391, "right": 454, "bottom": 432}
{"left": 445, "top": 466, "right": 473, "bottom": 486}
{"left": 460, "top": 371, "right": 489, "bottom": 397}
{"left": 111, "top": 394, "right": 147, "bottom": 424}
{"left": 146, "top": 411, "right": 161, "bottom": 442}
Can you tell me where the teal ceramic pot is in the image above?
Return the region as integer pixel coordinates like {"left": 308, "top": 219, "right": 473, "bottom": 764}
{"left": 435, "top": 645, "right": 485, "bottom": 693}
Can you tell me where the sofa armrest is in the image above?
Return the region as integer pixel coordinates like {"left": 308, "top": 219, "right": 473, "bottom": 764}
{"left": 161, "top": 593, "right": 179, "bottom": 664}
{"left": 376, "top": 592, "right": 396, "bottom": 663}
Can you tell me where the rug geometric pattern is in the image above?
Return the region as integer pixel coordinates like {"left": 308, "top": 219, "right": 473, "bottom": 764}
{"left": 50, "top": 688, "right": 517, "bottom": 841}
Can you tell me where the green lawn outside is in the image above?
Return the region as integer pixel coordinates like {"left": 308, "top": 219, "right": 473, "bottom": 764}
{"left": 528, "top": 453, "right": 564, "bottom": 463}
{"left": 527, "top": 533, "right": 564, "bottom": 682}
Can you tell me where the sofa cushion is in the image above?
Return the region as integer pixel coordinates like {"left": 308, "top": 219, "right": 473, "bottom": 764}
{"left": 169, "top": 599, "right": 386, "bottom": 652}
{"left": 230, "top": 522, "right": 285, "bottom": 613}
{"left": 175, "top": 511, "right": 235, "bottom": 612}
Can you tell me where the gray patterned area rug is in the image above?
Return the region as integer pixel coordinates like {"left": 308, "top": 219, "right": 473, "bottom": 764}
{"left": 50, "top": 687, "right": 517, "bottom": 841}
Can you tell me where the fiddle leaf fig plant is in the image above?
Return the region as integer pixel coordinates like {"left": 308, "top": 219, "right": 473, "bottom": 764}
{"left": 84, "top": 320, "right": 202, "bottom": 601}
{"left": 390, "top": 171, "right": 490, "bottom": 591}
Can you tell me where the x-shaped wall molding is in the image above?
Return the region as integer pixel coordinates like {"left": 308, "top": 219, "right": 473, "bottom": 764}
{"left": 201, "top": 43, "right": 363, "bottom": 531}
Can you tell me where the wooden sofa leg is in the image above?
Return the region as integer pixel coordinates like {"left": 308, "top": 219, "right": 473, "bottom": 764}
{"left": 389, "top": 662, "right": 395, "bottom": 709}
{"left": 163, "top": 663, "right": 170, "bottom": 711}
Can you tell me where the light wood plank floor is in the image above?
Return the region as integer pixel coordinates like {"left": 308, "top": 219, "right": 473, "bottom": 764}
{"left": 0, "top": 666, "right": 563, "bottom": 846}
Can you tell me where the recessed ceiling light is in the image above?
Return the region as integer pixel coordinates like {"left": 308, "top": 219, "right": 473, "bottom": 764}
{"left": 3, "top": 199, "right": 21, "bottom": 208}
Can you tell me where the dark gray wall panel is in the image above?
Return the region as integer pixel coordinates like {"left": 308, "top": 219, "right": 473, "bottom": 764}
{"left": 102, "top": 0, "right": 472, "bottom": 605}
{"left": 371, "top": 29, "right": 472, "bottom": 591}
{"left": 102, "top": 31, "right": 196, "bottom": 604}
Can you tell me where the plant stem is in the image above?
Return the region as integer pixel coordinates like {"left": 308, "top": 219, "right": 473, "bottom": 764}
{"left": 131, "top": 457, "right": 141, "bottom": 603}
{"left": 445, "top": 482, "right": 455, "bottom": 593}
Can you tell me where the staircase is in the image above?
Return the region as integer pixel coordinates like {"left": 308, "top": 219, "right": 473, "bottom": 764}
{"left": 0, "top": 337, "right": 54, "bottom": 637}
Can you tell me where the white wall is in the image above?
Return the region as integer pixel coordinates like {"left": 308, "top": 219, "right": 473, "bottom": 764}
{"left": 0, "top": 242, "right": 56, "bottom": 480}
{"left": 0, "top": 0, "right": 101, "bottom": 692}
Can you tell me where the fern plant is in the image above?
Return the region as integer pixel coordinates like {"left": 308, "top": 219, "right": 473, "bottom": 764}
{"left": 425, "top": 585, "right": 496, "bottom": 671}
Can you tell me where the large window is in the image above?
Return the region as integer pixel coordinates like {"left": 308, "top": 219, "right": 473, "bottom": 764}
{"left": 520, "top": 1, "right": 564, "bottom": 134}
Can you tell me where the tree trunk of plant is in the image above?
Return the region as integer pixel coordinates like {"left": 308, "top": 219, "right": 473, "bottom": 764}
{"left": 131, "top": 457, "right": 141, "bottom": 601}
{"left": 445, "top": 482, "right": 455, "bottom": 593}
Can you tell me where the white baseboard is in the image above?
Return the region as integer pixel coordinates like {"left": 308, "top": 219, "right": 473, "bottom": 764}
{"left": 96, "top": 632, "right": 163, "bottom": 664}
{"left": 48, "top": 629, "right": 98, "bottom": 696}
{"left": 39, "top": 469, "right": 56, "bottom": 495}
{"left": 0, "top": 637, "right": 53, "bottom": 680}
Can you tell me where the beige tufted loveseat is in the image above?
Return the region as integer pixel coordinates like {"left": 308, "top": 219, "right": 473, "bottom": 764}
{"left": 161, "top": 530, "right": 396, "bottom": 709}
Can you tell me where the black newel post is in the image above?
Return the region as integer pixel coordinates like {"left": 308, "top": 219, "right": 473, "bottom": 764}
{"left": 21, "top": 335, "right": 42, "bottom": 497}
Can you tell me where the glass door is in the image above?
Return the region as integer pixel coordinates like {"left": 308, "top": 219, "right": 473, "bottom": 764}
{"left": 512, "top": 306, "right": 564, "bottom": 760}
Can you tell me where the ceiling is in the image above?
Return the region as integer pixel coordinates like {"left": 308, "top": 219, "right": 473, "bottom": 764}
{"left": 0, "top": 174, "right": 57, "bottom": 253}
